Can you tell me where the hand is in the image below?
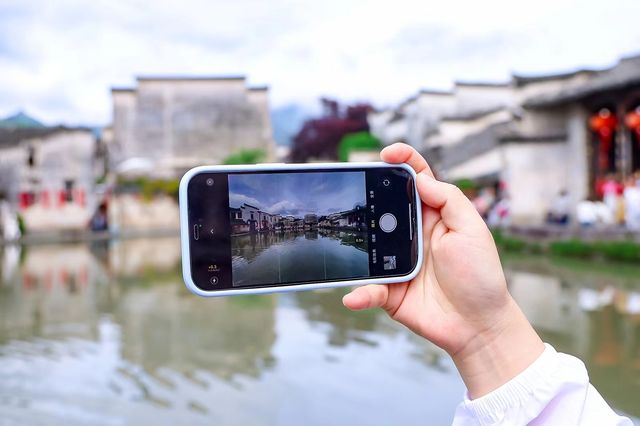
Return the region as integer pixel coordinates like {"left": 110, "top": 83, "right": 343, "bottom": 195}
{"left": 343, "top": 143, "right": 544, "bottom": 398}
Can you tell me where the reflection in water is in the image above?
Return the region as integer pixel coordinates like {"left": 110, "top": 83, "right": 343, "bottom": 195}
{"left": 117, "top": 285, "right": 277, "bottom": 379}
{"left": 0, "top": 241, "right": 639, "bottom": 424}
{"left": 231, "top": 230, "right": 369, "bottom": 286}
{"left": 503, "top": 255, "right": 640, "bottom": 417}
{"left": 294, "top": 289, "right": 385, "bottom": 347}
{"left": 0, "top": 238, "right": 462, "bottom": 425}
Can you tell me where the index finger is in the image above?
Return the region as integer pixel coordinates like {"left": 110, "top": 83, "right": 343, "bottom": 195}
{"left": 380, "top": 143, "right": 434, "bottom": 178}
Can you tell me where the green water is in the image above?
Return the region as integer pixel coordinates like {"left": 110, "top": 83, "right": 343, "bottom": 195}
{"left": 0, "top": 238, "right": 638, "bottom": 425}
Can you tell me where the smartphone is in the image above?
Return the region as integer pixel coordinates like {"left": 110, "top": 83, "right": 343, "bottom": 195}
{"left": 179, "top": 162, "right": 423, "bottom": 297}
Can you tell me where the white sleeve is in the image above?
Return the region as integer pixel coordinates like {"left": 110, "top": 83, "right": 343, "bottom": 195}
{"left": 452, "top": 343, "right": 633, "bottom": 426}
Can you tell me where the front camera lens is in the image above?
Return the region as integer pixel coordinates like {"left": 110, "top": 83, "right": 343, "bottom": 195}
{"left": 206, "top": 178, "right": 214, "bottom": 186}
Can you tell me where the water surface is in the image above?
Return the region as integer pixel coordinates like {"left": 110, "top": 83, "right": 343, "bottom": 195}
{"left": 0, "top": 239, "right": 638, "bottom": 425}
{"left": 231, "top": 230, "right": 369, "bottom": 286}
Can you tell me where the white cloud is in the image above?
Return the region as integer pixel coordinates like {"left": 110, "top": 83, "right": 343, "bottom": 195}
{"left": 0, "top": 0, "right": 639, "bottom": 125}
{"left": 266, "top": 200, "right": 303, "bottom": 215}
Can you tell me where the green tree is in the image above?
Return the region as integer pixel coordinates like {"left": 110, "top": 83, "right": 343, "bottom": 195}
{"left": 337, "top": 131, "right": 382, "bottom": 162}
{"left": 223, "top": 149, "right": 266, "bottom": 165}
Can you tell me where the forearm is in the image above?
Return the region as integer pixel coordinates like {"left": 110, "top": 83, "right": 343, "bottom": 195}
{"left": 450, "top": 297, "right": 545, "bottom": 399}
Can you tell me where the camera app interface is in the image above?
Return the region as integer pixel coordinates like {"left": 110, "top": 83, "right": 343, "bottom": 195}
{"left": 228, "top": 172, "right": 369, "bottom": 286}
{"left": 188, "top": 167, "right": 417, "bottom": 291}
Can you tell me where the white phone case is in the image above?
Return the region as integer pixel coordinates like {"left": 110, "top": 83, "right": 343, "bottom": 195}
{"left": 179, "top": 162, "right": 423, "bottom": 297}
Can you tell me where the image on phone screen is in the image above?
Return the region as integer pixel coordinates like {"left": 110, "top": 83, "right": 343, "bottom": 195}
{"left": 229, "top": 171, "right": 368, "bottom": 286}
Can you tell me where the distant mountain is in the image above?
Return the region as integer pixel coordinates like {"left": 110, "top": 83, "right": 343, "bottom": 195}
{"left": 270, "top": 104, "right": 311, "bottom": 146}
{"left": 0, "top": 111, "right": 45, "bottom": 129}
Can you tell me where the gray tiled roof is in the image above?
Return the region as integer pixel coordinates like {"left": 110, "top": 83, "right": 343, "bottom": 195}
{"left": 0, "top": 126, "right": 91, "bottom": 148}
{"left": 523, "top": 54, "right": 640, "bottom": 108}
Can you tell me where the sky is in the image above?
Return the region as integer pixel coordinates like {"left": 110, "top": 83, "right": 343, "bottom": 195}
{"left": 229, "top": 172, "right": 366, "bottom": 217}
{"left": 1, "top": 0, "right": 640, "bottom": 126}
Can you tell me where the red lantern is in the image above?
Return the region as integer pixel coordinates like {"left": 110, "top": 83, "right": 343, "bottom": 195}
{"left": 624, "top": 107, "right": 640, "bottom": 142}
{"left": 589, "top": 108, "right": 617, "bottom": 172}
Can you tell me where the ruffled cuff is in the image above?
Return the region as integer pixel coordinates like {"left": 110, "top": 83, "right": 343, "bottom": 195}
{"left": 454, "top": 343, "right": 589, "bottom": 425}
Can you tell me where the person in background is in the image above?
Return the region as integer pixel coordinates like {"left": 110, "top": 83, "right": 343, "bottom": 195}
{"left": 601, "top": 174, "right": 619, "bottom": 207}
{"left": 343, "top": 143, "right": 632, "bottom": 425}
{"left": 576, "top": 198, "right": 598, "bottom": 228}
{"left": 487, "top": 194, "right": 510, "bottom": 228}
{"left": 601, "top": 174, "right": 623, "bottom": 224}
{"left": 593, "top": 200, "right": 615, "bottom": 225}
{"left": 89, "top": 202, "right": 109, "bottom": 232}
{"left": 546, "top": 189, "right": 571, "bottom": 225}
{"left": 472, "top": 187, "right": 496, "bottom": 219}
{"left": 0, "top": 192, "right": 21, "bottom": 242}
{"left": 623, "top": 176, "right": 640, "bottom": 231}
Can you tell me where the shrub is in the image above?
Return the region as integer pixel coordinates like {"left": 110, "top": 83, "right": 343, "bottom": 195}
{"left": 549, "top": 240, "right": 594, "bottom": 258}
{"left": 492, "top": 230, "right": 527, "bottom": 252}
{"left": 338, "top": 132, "right": 382, "bottom": 162}
{"left": 493, "top": 230, "right": 640, "bottom": 264}
{"left": 223, "top": 149, "right": 266, "bottom": 165}
{"left": 116, "top": 177, "right": 180, "bottom": 201}
{"left": 502, "top": 237, "right": 527, "bottom": 252}
{"left": 591, "top": 241, "right": 640, "bottom": 262}
{"left": 454, "top": 179, "right": 476, "bottom": 191}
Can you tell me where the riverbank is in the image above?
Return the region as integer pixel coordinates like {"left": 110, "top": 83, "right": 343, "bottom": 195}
{"left": 494, "top": 226, "right": 640, "bottom": 263}
{"left": 5, "top": 223, "right": 640, "bottom": 264}
{"left": 0, "top": 228, "right": 179, "bottom": 246}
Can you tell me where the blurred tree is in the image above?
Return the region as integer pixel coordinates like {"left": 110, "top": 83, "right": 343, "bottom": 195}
{"left": 223, "top": 149, "right": 266, "bottom": 165}
{"left": 290, "top": 98, "right": 372, "bottom": 162}
{"left": 338, "top": 131, "right": 382, "bottom": 162}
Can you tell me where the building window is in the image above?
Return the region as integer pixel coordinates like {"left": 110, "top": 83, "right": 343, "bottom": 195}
{"left": 27, "top": 146, "right": 36, "bottom": 168}
{"left": 64, "top": 180, "right": 75, "bottom": 202}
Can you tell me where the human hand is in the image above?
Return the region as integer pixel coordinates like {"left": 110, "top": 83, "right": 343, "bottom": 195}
{"left": 342, "top": 143, "right": 544, "bottom": 398}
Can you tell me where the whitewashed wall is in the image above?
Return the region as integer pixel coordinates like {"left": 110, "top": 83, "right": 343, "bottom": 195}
{"left": 112, "top": 78, "right": 274, "bottom": 178}
{"left": 502, "top": 141, "right": 569, "bottom": 224}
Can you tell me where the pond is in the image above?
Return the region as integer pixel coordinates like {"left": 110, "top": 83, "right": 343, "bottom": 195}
{"left": 0, "top": 237, "right": 638, "bottom": 425}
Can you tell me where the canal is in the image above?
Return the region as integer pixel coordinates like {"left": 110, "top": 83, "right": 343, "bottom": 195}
{"left": 0, "top": 237, "right": 638, "bottom": 424}
{"left": 231, "top": 230, "right": 369, "bottom": 286}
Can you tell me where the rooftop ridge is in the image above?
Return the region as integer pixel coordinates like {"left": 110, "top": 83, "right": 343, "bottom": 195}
{"left": 111, "top": 87, "right": 135, "bottom": 92}
{"left": 454, "top": 81, "right": 510, "bottom": 88}
{"left": 136, "top": 75, "right": 246, "bottom": 82}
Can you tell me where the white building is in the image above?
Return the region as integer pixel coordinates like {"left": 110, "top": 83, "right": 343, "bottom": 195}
{"left": 370, "top": 55, "right": 640, "bottom": 224}
{"left": 239, "top": 204, "right": 260, "bottom": 231}
{"left": 0, "top": 124, "right": 103, "bottom": 232}
{"left": 110, "top": 76, "right": 275, "bottom": 178}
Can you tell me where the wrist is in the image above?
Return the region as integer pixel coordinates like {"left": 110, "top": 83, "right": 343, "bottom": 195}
{"left": 450, "top": 297, "right": 544, "bottom": 399}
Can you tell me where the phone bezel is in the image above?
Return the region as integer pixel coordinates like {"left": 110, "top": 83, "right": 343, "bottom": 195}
{"left": 179, "top": 162, "right": 423, "bottom": 297}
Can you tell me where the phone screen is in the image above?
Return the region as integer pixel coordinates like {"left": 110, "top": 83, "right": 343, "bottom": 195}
{"left": 187, "top": 166, "right": 419, "bottom": 291}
